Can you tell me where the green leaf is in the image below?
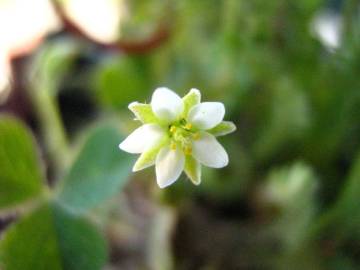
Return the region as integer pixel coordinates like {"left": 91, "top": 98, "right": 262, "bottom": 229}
{"left": 52, "top": 204, "right": 107, "bottom": 270}
{"left": 57, "top": 125, "right": 132, "bottom": 214}
{"left": 0, "top": 203, "right": 107, "bottom": 270}
{"left": 93, "top": 56, "right": 148, "bottom": 110}
{"left": 128, "top": 102, "right": 158, "bottom": 124}
{"left": 184, "top": 155, "right": 201, "bottom": 185}
{"left": 208, "top": 121, "right": 236, "bottom": 136}
{"left": 182, "top": 88, "right": 201, "bottom": 117}
{"left": 0, "top": 115, "right": 43, "bottom": 209}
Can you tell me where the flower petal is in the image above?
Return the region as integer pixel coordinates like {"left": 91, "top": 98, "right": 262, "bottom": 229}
{"left": 119, "top": 124, "right": 165, "bottom": 154}
{"left": 184, "top": 155, "right": 201, "bottom": 185}
{"left": 132, "top": 136, "right": 168, "bottom": 172}
{"left": 151, "top": 87, "right": 183, "bottom": 123}
{"left": 155, "top": 145, "right": 185, "bottom": 188}
{"left": 182, "top": 88, "right": 201, "bottom": 118}
{"left": 187, "top": 102, "right": 225, "bottom": 130}
{"left": 192, "top": 132, "right": 228, "bottom": 168}
{"left": 208, "top": 121, "right": 236, "bottom": 136}
{"left": 128, "top": 102, "right": 158, "bottom": 124}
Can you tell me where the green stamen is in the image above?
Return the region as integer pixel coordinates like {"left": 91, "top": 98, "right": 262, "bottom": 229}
{"left": 168, "top": 119, "right": 197, "bottom": 154}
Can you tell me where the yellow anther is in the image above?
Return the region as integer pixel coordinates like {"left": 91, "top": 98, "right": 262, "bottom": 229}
{"left": 170, "top": 126, "right": 177, "bottom": 133}
{"left": 185, "top": 123, "right": 192, "bottom": 130}
{"left": 184, "top": 146, "right": 192, "bottom": 155}
{"left": 170, "top": 142, "right": 177, "bottom": 150}
{"left": 192, "top": 132, "right": 200, "bottom": 140}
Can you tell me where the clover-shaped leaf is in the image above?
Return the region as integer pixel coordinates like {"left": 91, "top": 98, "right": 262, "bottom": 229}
{"left": 0, "top": 115, "right": 44, "bottom": 210}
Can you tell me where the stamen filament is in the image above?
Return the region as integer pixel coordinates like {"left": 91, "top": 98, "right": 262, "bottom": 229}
{"left": 192, "top": 132, "right": 200, "bottom": 140}
{"left": 170, "top": 142, "right": 177, "bottom": 150}
{"left": 170, "top": 126, "right": 176, "bottom": 133}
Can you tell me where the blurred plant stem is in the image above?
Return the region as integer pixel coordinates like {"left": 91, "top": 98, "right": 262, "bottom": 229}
{"left": 29, "top": 39, "right": 79, "bottom": 176}
{"left": 144, "top": 186, "right": 179, "bottom": 270}
{"left": 222, "top": 0, "right": 238, "bottom": 41}
{"left": 146, "top": 204, "right": 176, "bottom": 270}
{"left": 342, "top": 0, "right": 358, "bottom": 44}
{"left": 32, "top": 83, "right": 69, "bottom": 174}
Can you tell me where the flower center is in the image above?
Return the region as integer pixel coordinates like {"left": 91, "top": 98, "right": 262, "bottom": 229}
{"left": 168, "top": 119, "right": 199, "bottom": 154}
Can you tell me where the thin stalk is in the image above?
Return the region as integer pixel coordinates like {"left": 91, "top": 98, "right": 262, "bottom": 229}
{"left": 32, "top": 83, "right": 69, "bottom": 174}
{"left": 342, "top": 0, "right": 358, "bottom": 45}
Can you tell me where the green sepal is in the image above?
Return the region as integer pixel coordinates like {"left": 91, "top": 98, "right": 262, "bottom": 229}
{"left": 182, "top": 88, "right": 201, "bottom": 118}
{"left": 208, "top": 121, "right": 236, "bottom": 136}
{"left": 128, "top": 102, "right": 158, "bottom": 124}
{"left": 184, "top": 155, "right": 201, "bottom": 185}
{"left": 133, "top": 136, "right": 169, "bottom": 171}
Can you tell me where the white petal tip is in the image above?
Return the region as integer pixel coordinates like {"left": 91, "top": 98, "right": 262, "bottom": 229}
{"left": 118, "top": 142, "right": 126, "bottom": 151}
{"left": 119, "top": 141, "right": 135, "bottom": 154}
{"left": 157, "top": 179, "right": 179, "bottom": 188}
{"left": 156, "top": 176, "right": 180, "bottom": 189}
{"left": 119, "top": 124, "right": 164, "bottom": 154}
{"left": 155, "top": 146, "right": 184, "bottom": 189}
{"left": 192, "top": 132, "right": 229, "bottom": 168}
{"left": 154, "top": 86, "right": 172, "bottom": 92}
{"left": 153, "top": 87, "right": 175, "bottom": 98}
{"left": 217, "top": 102, "right": 225, "bottom": 113}
{"left": 217, "top": 159, "right": 229, "bottom": 168}
{"left": 118, "top": 140, "right": 134, "bottom": 153}
{"left": 210, "top": 152, "right": 229, "bottom": 168}
{"left": 158, "top": 183, "right": 169, "bottom": 189}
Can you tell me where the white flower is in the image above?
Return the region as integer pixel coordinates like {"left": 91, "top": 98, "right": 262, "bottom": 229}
{"left": 119, "top": 87, "right": 236, "bottom": 188}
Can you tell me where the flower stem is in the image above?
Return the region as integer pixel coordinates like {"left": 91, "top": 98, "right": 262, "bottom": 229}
{"left": 32, "top": 83, "right": 69, "bottom": 174}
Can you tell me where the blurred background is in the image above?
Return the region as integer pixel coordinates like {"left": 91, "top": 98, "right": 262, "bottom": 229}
{"left": 1, "top": 0, "right": 360, "bottom": 269}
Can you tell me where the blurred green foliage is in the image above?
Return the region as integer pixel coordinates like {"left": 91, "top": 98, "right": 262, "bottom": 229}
{"left": 0, "top": 117, "right": 130, "bottom": 270}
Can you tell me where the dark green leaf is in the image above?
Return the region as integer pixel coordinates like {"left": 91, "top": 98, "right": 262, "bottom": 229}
{"left": 0, "top": 203, "right": 107, "bottom": 270}
{"left": 52, "top": 204, "right": 108, "bottom": 270}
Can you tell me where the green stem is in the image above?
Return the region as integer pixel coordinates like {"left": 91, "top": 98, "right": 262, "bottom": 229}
{"left": 342, "top": 0, "right": 357, "bottom": 45}
{"left": 32, "top": 84, "right": 69, "bottom": 174}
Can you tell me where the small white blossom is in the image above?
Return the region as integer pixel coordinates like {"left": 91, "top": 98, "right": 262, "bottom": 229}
{"left": 119, "top": 87, "right": 236, "bottom": 188}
